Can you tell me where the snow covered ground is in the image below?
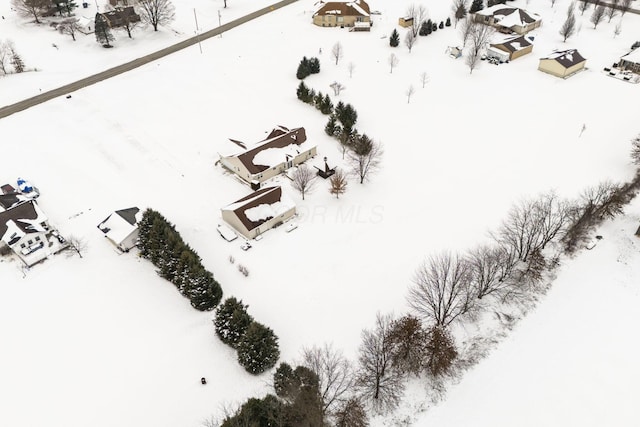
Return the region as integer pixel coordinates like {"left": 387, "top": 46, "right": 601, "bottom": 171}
{"left": 1, "top": 0, "right": 639, "bottom": 426}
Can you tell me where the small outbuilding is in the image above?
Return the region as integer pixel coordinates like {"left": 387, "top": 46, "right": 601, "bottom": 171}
{"left": 97, "top": 207, "right": 142, "bottom": 252}
{"left": 398, "top": 16, "right": 413, "bottom": 27}
{"left": 619, "top": 47, "right": 640, "bottom": 74}
{"left": 538, "top": 49, "right": 586, "bottom": 78}
{"left": 221, "top": 187, "right": 295, "bottom": 239}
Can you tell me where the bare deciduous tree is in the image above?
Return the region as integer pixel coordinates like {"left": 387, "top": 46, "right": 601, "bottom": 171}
{"left": 348, "top": 61, "right": 355, "bottom": 78}
{"left": 0, "top": 40, "right": 12, "bottom": 75}
{"left": 630, "top": 134, "right": 640, "bottom": 165}
{"left": 333, "top": 397, "right": 368, "bottom": 427}
{"left": 550, "top": 0, "right": 558, "bottom": 8}
{"left": 302, "top": 343, "right": 354, "bottom": 418}
{"left": 619, "top": 0, "right": 633, "bottom": 16}
{"left": 405, "top": 85, "right": 415, "bottom": 104}
{"left": 136, "top": 0, "right": 175, "bottom": 31}
{"left": 356, "top": 312, "right": 404, "bottom": 415}
{"left": 387, "top": 314, "right": 427, "bottom": 375}
{"left": 330, "top": 81, "right": 345, "bottom": 96}
{"left": 66, "top": 235, "right": 87, "bottom": 259}
{"left": 58, "top": 18, "right": 81, "bottom": 41}
{"left": 291, "top": 164, "right": 317, "bottom": 200}
{"left": 425, "top": 325, "right": 457, "bottom": 378}
{"left": 406, "top": 4, "right": 427, "bottom": 37}
{"left": 117, "top": 6, "right": 141, "bottom": 38}
{"left": 606, "top": 0, "right": 619, "bottom": 22}
{"left": 408, "top": 252, "right": 474, "bottom": 327}
{"left": 590, "top": 5, "right": 606, "bottom": 28}
{"left": 466, "top": 21, "right": 494, "bottom": 74}
{"left": 466, "top": 244, "right": 516, "bottom": 300}
{"left": 559, "top": 3, "right": 577, "bottom": 42}
{"left": 405, "top": 30, "right": 417, "bottom": 53}
{"left": 419, "top": 71, "right": 429, "bottom": 88}
{"left": 348, "top": 135, "right": 383, "bottom": 184}
{"left": 613, "top": 21, "right": 622, "bottom": 38}
{"left": 459, "top": 16, "right": 474, "bottom": 47}
{"left": 332, "top": 42, "right": 343, "bottom": 65}
{"left": 329, "top": 168, "right": 348, "bottom": 199}
{"left": 578, "top": 0, "right": 590, "bottom": 15}
{"left": 388, "top": 53, "right": 398, "bottom": 74}
{"left": 452, "top": 0, "right": 468, "bottom": 28}
{"left": 11, "top": 0, "right": 49, "bottom": 24}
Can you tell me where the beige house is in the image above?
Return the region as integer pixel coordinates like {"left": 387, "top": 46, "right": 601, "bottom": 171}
{"left": 219, "top": 126, "right": 317, "bottom": 187}
{"left": 490, "top": 34, "right": 534, "bottom": 61}
{"left": 221, "top": 186, "right": 296, "bottom": 239}
{"left": 474, "top": 5, "right": 541, "bottom": 35}
{"left": 619, "top": 48, "right": 640, "bottom": 74}
{"left": 538, "top": 49, "right": 586, "bottom": 78}
{"left": 313, "top": 0, "right": 371, "bottom": 27}
{"left": 398, "top": 16, "right": 413, "bottom": 28}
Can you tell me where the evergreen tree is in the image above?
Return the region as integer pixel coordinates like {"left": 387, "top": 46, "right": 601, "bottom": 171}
{"left": 296, "top": 56, "right": 311, "bottom": 79}
{"left": 432, "top": 22, "right": 438, "bottom": 32}
{"left": 419, "top": 20, "right": 430, "bottom": 36}
{"left": 186, "top": 268, "right": 222, "bottom": 311}
{"left": 274, "top": 362, "right": 298, "bottom": 401}
{"left": 469, "top": 0, "right": 484, "bottom": 13}
{"left": 296, "top": 81, "right": 310, "bottom": 102}
{"left": 10, "top": 48, "right": 25, "bottom": 73}
{"left": 337, "top": 103, "right": 358, "bottom": 132}
{"left": 426, "top": 19, "right": 433, "bottom": 34}
{"left": 313, "top": 90, "right": 324, "bottom": 110}
{"left": 389, "top": 29, "right": 400, "bottom": 47}
{"left": 325, "top": 115, "right": 341, "bottom": 137}
{"left": 285, "top": 366, "right": 323, "bottom": 426}
{"left": 215, "top": 297, "right": 254, "bottom": 348}
{"left": 320, "top": 94, "right": 333, "bottom": 115}
{"left": 65, "top": 0, "right": 78, "bottom": 16}
{"left": 307, "top": 89, "right": 316, "bottom": 105}
{"left": 439, "top": 21, "right": 444, "bottom": 29}
{"left": 237, "top": 321, "right": 280, "bottom": 374}
{"left": 446, "top": 17, "right": 452, "bottom": 27}
{"left": 309, "top": 57, "right": 321, "bottom": 74}
{"left": 221, "top": 395, "right": 285, "bottom": 427}
{"left": 94, "top": 12, "right": 115, "bottom": 47}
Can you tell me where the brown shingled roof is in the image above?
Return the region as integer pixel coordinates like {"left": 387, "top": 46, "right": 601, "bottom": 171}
{"left": 541, "top": 49, "right": 586, "bottom": 68}
{"left": 236, "top": 127, "right": 307, "bottom": 175}
{"left": 313, "top": 0, "right": 370, "bottom": 17}
{"left": 491, "top": 35, "right": 532, "bottom": 53}
{"left": 224, "top": 186, "right": 284, "bottom": 233}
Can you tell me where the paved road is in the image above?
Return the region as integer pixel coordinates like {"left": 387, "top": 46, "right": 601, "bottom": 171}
{"left": 0, "top": 0, "right": 298, "bottom": 120}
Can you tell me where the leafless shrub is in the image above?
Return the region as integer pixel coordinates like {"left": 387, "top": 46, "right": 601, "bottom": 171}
{"left": 291, "top": 164, "right": 317, "bottom": 200}
{"left": 388, "top": 53, "right": 399, "bottom": 74}
{"left": 332, "top": 42, "right": 343, "bottom": 65}
{"left": 228, "top": 255, "right": 235, "bottom": 264}
{"left": 238, "top": 264, "right": 249, "bottom": 277}
{"left": 329, "top": 168, "right": 348, "bottom": 199}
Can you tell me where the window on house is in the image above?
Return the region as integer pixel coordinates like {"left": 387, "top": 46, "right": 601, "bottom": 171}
{"left": 338, "top": 16, "right": 344, "bottom": 22}
{"left": 35, "top": 236, "right": 40, "bottom": 241}
{"left": 28, "top": 239, "right": 33, "bottom": 245}
{"left": 21, "top": 243, "right": 26, "bottom": 248}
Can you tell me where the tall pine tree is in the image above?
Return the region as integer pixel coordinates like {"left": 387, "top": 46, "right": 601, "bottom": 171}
{"left": 389, "top": 29, "right": 400, "bottom": 47}
{"left": 95, "top": 12, "right": 114, "bottom": 47}
{"left": 237, "top": 321, "right": 280, "bottom": 374}
{"left": 469, "top": 0, "right": 484, "bottom": 14}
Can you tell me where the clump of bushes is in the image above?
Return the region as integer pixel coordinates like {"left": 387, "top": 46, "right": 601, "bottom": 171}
{"left": 137, "top": 208, "right": 222, "bottom": 311}
{"left": 296, "top": 56, "right": 321, "bottom": 79}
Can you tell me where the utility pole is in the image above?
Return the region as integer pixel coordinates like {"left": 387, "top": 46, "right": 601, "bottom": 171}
{"left": 193, "top": 8, "right": 202, "bottom": 54}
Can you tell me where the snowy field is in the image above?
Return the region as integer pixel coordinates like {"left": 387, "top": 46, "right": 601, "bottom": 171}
{"left": 1, "top": 0, "right": 639, "bottom": 426}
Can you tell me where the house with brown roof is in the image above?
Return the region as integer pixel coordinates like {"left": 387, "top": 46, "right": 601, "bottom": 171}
{"left": 490, "top": 34, "right": 534, "bottom": 61}
{"left": 0, "top": 200, "right": 67, "bottom": 267}
{"left": 97, "top": 207, "right": 142, "bottom": 252}
{"left": 538, "top": 49, "right": 586, "bottom": 78}
{"left": 474, "top": 5, "right": 541, "bottom": 35}
{"left": 619, "top": 47, "right": 640, "bottom": 74}
{"left": 102, "top": 6, "right": 140, "bottom": 28}
{"left": 219, "top": 126, "right": 317, "bottom": 187}
{"left": 313, "top": 0, "right": 371, "bottom": 27}
{"left": 221, "top": 186, "right": 296, "bottom": 239}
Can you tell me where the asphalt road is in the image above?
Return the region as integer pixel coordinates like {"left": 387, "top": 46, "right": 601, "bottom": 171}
{"left": 0, "top": 0, "right": 298, "bottom": 120}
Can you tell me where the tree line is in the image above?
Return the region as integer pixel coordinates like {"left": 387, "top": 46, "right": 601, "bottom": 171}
{"left": 137, "top": 208, "right": 223, "bottom": 311}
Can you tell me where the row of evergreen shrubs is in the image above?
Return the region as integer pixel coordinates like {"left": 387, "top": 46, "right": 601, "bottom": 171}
{"left": 296, "top": 56, "right": 321, "bottom": 80}
{"left": 297, "top": 81, "right": 333, "bottom": 114}
{"left": 137, "top": 209, "right": 223, "bottom": 311}
{"left": 214, "top": 297, "right": 280, "bottom": 375}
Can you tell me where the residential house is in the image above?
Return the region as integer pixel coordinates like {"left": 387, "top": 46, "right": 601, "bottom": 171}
{"left": 219, "top": 126, "right": 317, "bottom": 188}
{"left": 490, "top": 34, "right": 534, "bottom": 61}
{"left": 97, "top": 207, "right": 142, "bottom": 252}
{"left": 473, "top": 5, "right": 541, "bottom": 35}
{"left": 221, "top": 186, "right": 296, "bottom": 239}
{"left": 619, "top": 47, "right": 640, "bottom": 74}
{"left": 313, "top": 0, "right": 371, "bottom": 27}
{"left": 538, "top": 49, "right": 587, "bottom": 78}
{"left": 0, "top": 200, "right": 66, "bottom": 267}
{"left": 398, "top": 16, "right": 413, "bottom": 28}
{"left": 102, "top": 6, "right": 140, "bottom": 28}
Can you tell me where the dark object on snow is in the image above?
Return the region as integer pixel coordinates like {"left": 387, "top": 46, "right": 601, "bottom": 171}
{"left": 66, "top": 95, "right": 72, "bottom": 99}
{"left": 82, "top": 2, "right": 88, "bottom": 8}
{"left": 201, "top": 377, "right": 207, "bottom": 385}
{"left": 315, "top": 157, "right": 336, "bottom": 179}
{"left": 596, "top": 235, "right": 603, "bottom": 240}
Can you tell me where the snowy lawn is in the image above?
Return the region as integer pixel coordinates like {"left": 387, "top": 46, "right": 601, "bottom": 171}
{"left": 1, "top": 0, "right": 639, "bottom": 426}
